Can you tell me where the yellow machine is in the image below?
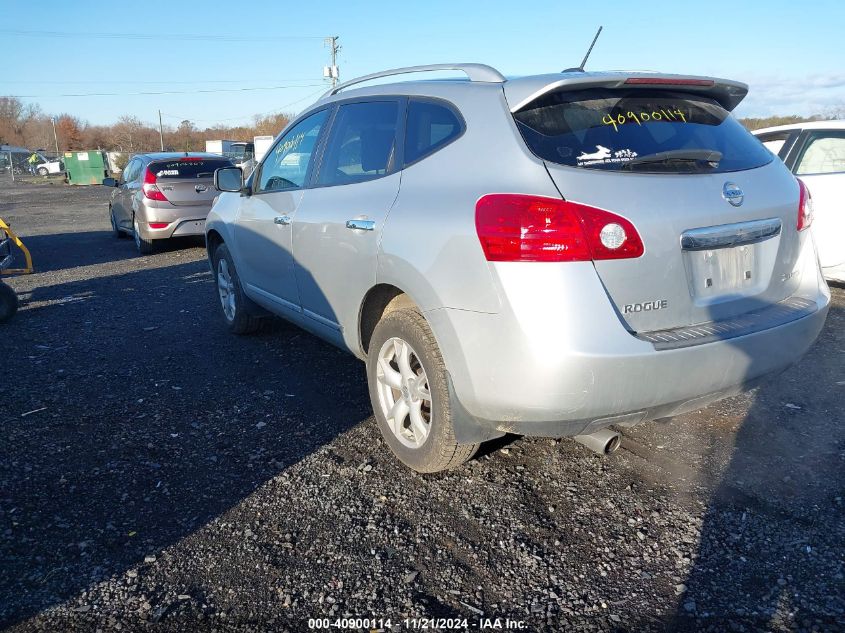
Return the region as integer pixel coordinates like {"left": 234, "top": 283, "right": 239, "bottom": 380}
{"left": 0, "top": 218, "right": 33, "bottom": 323}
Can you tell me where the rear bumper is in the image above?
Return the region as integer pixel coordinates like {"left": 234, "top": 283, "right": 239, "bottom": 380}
{"left": 427, "top": 258, "right": 830, "bottom": 441}
{"left": 137, "top": 216, "right": 207, "bottom": 240}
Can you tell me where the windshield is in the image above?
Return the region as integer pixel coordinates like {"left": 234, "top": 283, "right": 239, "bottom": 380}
{"left": 514, "top": 88, "right": 773, "bottom": 173}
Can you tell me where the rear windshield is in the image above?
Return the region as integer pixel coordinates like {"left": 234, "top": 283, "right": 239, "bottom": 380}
{"left": 150, "top": 158, "right": 232, "bottom": 179}
{"left": 514, "top": 89, "right": 773, "bottom": 173}
{"left": 228, "top": 145, "right": 254, "bottom": 162}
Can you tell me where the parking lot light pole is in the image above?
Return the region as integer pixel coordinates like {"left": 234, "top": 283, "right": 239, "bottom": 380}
{"left": 158, "top": 110, "right": 164, "bottom": 151}
{"left": 50, "top": 117, "right": 59, "bottom": 157}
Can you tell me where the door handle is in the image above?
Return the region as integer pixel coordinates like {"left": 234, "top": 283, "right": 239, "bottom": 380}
{"left": 274, "top": 215, "right": 291, "bottom": 225}
{"left": 345, "top": 219, "right": 375, "bottom": 231}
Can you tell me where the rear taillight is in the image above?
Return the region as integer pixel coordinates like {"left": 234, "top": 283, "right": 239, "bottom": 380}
{"left": 797, "top": 178, "right": 813, "bottom": 232}
{"left": 475, "top": 194, "right": 644, "bottom": 262}
{"left": 149, "top": 222, "right": 169, "bottom": 229}
{"left": 142, "top": 168, "right": 168, "bottom": 202}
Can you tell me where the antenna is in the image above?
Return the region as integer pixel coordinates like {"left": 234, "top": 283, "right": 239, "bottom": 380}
{"left": 563, "top": 26, "right": 603, "bottom": 73}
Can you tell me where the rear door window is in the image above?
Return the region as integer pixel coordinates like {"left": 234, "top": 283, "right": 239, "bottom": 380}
{"left": 795, "top": 132, "right": 845, "bottom": 175}
{"left": 122, "top": 159, "right": 139, "bottom": 183}
{"left": 149, "top": 158, "right": 232, "bottom": 180}
{"left": 514, "top": 88, "right": 773, "bottom": 173}
{"left": 316, "top": 100, "right": 400, "bottom": 186}
{"left": 404, "top": 99, "right": 463, "bottom": 166}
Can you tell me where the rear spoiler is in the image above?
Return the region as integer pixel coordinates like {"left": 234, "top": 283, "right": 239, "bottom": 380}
{"left": 505, "top": 72, "right": 748, "bottom": 113}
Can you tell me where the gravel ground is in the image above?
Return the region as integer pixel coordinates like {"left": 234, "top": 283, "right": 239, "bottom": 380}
{"left": 1, "top": 177, "right": 843, "bottom": 632}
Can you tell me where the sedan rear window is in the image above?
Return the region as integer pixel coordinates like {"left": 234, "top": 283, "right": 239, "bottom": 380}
{"left": 149, "top": 158, "right": 232, "bottom": 179}
{"left": 514, "top": 89, "right": 773, "bottom": 173}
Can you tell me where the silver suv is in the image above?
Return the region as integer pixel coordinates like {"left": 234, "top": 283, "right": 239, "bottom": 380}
{"left": 207, "top": 64, "right": 830, "bottom": 472}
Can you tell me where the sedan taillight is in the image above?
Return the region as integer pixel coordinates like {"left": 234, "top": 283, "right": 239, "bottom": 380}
{"left": 142, "top": 168, "right": 168, "bottom": 202}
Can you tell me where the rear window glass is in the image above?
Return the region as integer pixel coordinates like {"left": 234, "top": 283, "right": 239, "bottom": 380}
{"left": 514, "top": 89, "right": 773, "bottom": 173}
{"left": 150, "top": 158, "right": 232, "bottom": 179}
{"left": 404, "top": 100, "right": 463, "bottom": 166}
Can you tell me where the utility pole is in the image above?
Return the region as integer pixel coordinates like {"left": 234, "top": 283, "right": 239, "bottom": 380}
{"left": 323, "top": 36, "right": 340, "bottom": 88}
{"left": 158, "top": 110, "right": 164, "bottom": 151}
{"left": 50, "top": 117, "right": 59, "bottom": 157}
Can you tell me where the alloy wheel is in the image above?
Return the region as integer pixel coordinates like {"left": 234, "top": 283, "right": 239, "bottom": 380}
{"left": 217, "top": 258, "right": 237, "bottom": 322}
{"left": 375, "top": 337, "right": 432, "bottom": 448}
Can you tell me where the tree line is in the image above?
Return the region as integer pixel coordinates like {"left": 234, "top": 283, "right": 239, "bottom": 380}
{"left": 2, "top": 95, "right": 843, "bottom": 160}
{"left": 0, "top": 96, "right": 291, "bottom": 160}
{"left": 740, "top": 113, "right": 843, "bottom": 131}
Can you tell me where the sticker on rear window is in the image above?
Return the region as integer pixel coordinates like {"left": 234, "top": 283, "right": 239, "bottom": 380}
{"left": 602, "top": 108, "right": 687, "bottom": 132}
{"left": 576, "top": 146, "right": 638, "bottom": 166}
{"left": 156, "top": 169, "right": 179, "bottom": 177}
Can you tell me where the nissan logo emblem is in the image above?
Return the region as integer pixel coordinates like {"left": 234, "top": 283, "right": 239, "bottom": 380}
{"left": 723, "top": 182, "right": 744, "bottom": 207}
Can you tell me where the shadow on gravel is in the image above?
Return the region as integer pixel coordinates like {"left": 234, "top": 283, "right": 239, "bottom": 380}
{"left": 17, "top": 231, "right": 205, "bottom": 273}
{"left": 0, "top": 256, "right": 371, "bottom": 628}
{"left": 668, "top": 296, "right": 845, "bottom": 631}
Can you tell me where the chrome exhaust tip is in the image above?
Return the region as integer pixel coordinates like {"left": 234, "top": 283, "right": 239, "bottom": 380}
{"left": 574, "top": 428, "right": 621, "bottom": 455}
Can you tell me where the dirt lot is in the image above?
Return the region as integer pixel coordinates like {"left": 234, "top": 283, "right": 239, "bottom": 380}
{"left": 1, "top": 177, "right": 843, "bottom": 632}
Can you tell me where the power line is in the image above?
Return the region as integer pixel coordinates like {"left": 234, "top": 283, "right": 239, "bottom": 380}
{"left": 0, "top": 29, "right": 325, "bottom": 42}
{"left": 9, "top": 84, "right": 326, "bottom": 98}
{"left": 159, "top": 87, "right": 328, "bottom": 124}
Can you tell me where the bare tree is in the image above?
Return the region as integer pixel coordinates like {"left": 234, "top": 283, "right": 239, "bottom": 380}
{"left": 0, "top": 94, "right": 297, "bottom": 152}
{"left": 0, "top": 97, "right": 25, "bottom": 145}
{"left": 110, "top": 116, "right": 146, "bottom": 154}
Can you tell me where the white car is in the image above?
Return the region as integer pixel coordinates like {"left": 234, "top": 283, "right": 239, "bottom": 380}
{"left": 753, "top": 121, "right": 845, "bottom": 282}
{"left": 34, "top": 154, "right": 63, "bottom": 176}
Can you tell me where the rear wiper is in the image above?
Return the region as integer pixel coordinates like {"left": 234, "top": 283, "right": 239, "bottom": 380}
{"left": 621, "top": 149, "right": 722, "bottom": 170}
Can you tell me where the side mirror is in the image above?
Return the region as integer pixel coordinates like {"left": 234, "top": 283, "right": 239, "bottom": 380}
{"left": 214, "top": 166, "right": 244, "bottom": 193}
{"left": 102, "top": 177, "right": 118, "bottom": 187}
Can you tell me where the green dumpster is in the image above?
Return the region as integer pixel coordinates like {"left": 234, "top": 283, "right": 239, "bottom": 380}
{"left": 64, "top": 150, "right": 109, "bottom": 185}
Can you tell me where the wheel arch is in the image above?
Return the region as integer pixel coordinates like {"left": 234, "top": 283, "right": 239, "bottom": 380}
{"left": 358, "top": 284, "right": 421, "bottom": 356}
{"left": 206, "top": 228, "right": 224, "bottom": 265}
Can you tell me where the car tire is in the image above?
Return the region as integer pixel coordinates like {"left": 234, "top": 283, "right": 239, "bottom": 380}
{"left": 0, "top": 281, "right": 19, "bottom": 324}
{"left": 133, "top": 215, "right": 156, "bottom": 254}
{"left": 367, "top": 307, "right": 479, "bottom": 473}
{"left": 212, "top": 243, "right": 263, "bottom": 335}
{"left": 37, "top": 167, "right": 48, "bottom": 176}
{"left": 110, "top": 206, "right": 126, "bottom": 239}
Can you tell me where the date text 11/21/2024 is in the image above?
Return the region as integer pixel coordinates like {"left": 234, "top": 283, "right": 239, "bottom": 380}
{"left": 307, "top": 617, "right": 528, "bottom": 630}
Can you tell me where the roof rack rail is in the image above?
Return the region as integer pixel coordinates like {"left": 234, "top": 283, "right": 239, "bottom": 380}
{"left": 323, "top": 63, "right": 506, "bottom": 98}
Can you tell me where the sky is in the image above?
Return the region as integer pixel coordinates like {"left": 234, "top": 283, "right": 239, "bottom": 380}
{"left": 3, "top": 0, "right": 844, "bottom": 127}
